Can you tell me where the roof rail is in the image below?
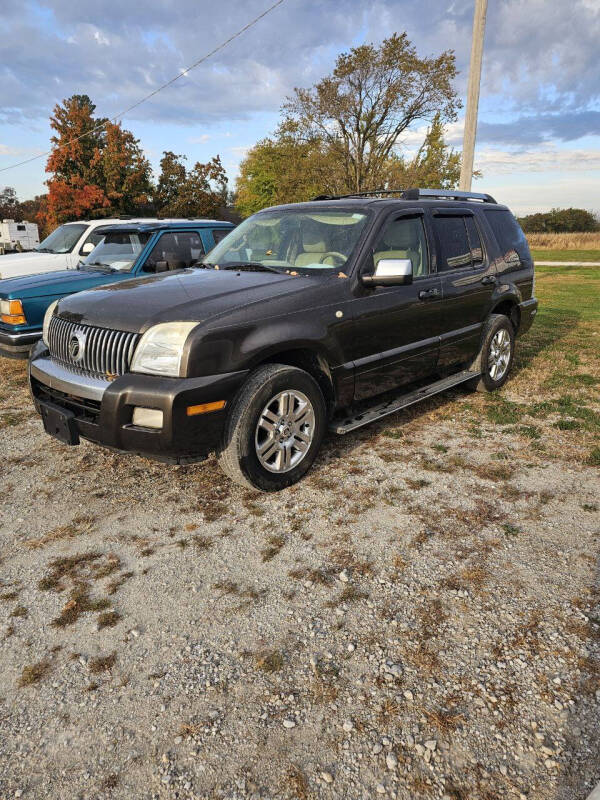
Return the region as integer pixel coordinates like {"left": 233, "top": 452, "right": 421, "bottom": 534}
{"left": 401, "top": 188, "right": 497, "bottom": 204}
{"left": 311, "top": 189, "right": 406, "bottom": 201}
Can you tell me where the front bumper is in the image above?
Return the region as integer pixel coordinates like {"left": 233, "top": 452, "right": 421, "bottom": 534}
{"left": 517, "top": 297, "right": 538, "bottom": 337}
{"left": 29, "top": 343, "right": 248, "bottom": 463}
{"left": 0, "top": 328, "right": 41, "bottom": 359}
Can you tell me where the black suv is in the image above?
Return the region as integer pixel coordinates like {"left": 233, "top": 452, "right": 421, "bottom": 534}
{"left": 29, "top": 189, "right": 537, "bottom": 491}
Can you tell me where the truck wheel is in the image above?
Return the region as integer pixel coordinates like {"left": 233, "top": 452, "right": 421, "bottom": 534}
{"left": 218, "top": 363, "right": 327, "bottom": 491}
{"left": 470, "top": 314, "right": 515, "bottom": 393}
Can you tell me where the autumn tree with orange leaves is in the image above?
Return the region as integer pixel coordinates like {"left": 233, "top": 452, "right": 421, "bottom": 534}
{"left": 43, "top": 94, "right": 153, "bottom": 230}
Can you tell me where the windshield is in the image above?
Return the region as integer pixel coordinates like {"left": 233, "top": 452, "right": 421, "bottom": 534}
{"left": 81, "top": 231, "right": 152, "bottom": 272}
{"left": 36, "top": 223, "right": 88, "bottom": 254}
{"left": 204, "top": 208, "right": 370, "bottom": 273}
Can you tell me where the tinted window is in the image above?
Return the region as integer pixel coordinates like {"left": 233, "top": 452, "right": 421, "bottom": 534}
{"left": 212, "top": 228, "right": 230, "bottom": 244}
{"left": 434, "top": 216, "right": 472, "bottom": 271}
{"left": 465, "top": 216, "right": 484, "bottom": 264}
{"left": 143, "top": 231, "right": 204, "bottom": 272}
{"left": 483, "top": 209, "right": 530, "bottom": 260}
{"left": 372, "top": 216, "right": 429, "bottom": 276}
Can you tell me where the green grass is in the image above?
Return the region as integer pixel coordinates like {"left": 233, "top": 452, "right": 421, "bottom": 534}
{"left": 532, "top": 249, "right": 600, "bottom": 263}
{"left": 534, "top": 266, "right": 600, "bottom": 324}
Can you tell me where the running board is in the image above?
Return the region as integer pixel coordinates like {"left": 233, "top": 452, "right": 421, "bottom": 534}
{"left": 329, "top": 370, "right": 478, "bottom": 434}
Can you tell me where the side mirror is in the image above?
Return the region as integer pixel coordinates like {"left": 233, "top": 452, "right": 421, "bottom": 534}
{"left": 362, "top": 258, "right": 413, "bottom": 287}
{"left": 80, "top": 242, "right": 95, "bottom": 256}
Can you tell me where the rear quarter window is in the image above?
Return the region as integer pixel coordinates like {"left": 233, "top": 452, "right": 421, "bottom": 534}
{"left": 483, "top": 208, "right": 531, "bottom": 262}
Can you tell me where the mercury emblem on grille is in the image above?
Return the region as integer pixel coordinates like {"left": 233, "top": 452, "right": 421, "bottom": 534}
{"left": 68, "top": 331, "right": 86, "bottom": 363}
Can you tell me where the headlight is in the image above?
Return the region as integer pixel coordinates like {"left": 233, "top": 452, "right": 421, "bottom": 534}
{"left": 1, "top": 298, "right": 26, "bottom": 325}
{"left": 130, "top": 322, "right": 198, "bottom": 377}
{"left": 42, "top": 300, "right": 59, "bottom": 345}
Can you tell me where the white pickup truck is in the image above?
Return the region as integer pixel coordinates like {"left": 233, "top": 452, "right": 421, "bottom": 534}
{"left": 0, "top": 217, "right": 180, "bottom": 280}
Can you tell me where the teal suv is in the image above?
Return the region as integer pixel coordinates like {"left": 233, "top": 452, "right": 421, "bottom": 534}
{"left": 0, "top": 219, "right": 234, "bottom": 358}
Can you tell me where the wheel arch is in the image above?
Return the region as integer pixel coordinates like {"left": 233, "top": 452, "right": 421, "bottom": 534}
{"left": 254, "top": 347, "right": 336, "bottom": 417}
{"left": 490, "top": 297, "right": 520, "bottom": 333}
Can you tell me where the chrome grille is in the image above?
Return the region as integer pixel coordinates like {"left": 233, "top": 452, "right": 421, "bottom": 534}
{"left": 48, "top": 316, "right": 140, "bottom": 378}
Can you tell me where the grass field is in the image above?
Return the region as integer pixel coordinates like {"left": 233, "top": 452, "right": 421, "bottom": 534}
{"left": 526, "top": 232, "right": 600, "bottom": 249}
{"left": 527, "top": 232, "right": 600, "bottom": 263}
{"left": 531, "top": 249, "right": 600, "bottom": 262}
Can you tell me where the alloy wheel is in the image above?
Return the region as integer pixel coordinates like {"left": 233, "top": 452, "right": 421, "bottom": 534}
{"left": 254, "top": 390, "right": 315, "bottom": 473}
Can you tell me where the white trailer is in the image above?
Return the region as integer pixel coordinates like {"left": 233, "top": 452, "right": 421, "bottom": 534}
{"left": 0, "top": 219, "right": 40, "bottom": 254}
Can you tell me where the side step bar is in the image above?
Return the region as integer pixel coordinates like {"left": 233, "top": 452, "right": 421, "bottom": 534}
{"left": 329, "top": 370, "right": 478, "bottom": 434}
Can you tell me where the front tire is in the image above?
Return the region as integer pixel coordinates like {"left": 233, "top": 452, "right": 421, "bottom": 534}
{"left": 218, "top": 364, "right": 327, "bottom": 491}
{"left": 471, "top": 314, "right": 515, "bottom": 393}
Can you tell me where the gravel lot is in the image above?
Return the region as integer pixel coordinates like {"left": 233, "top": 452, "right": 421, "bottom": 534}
{"left": 0, "top": 266, "right": 599, "bottom": 800}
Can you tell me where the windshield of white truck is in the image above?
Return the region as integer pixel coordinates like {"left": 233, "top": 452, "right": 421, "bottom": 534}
{"left": 36, "top": 223, "right": 88, "bottom": 254}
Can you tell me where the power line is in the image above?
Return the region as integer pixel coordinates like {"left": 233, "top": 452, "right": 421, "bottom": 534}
{"left": 0, "top": 0, "right": 286, "bottom": 175}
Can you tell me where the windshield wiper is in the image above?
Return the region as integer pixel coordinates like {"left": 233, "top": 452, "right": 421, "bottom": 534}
{"left": 216, "top": 261, "right": 283, "bottom": 274}
{"left": 36, "top": 247, "right": 53, "bottom": 253}
{"left": 82, "top": 261, "right": 115, "bottom": 273}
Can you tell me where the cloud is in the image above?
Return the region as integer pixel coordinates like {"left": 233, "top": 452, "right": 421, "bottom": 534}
{"left": 477, "top": 112, "right": 600, "bottom": 147}
{"left": 1, "top": 0, "right": 597, "bottom": 137}
{"left": 476, "top": 147, "right": 600, "bottom": 175}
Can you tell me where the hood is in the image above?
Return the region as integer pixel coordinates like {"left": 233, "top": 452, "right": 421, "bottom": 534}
{"left": 0, "top": 251, "right": 67, "bottom": 280}
{"left": 56, "top": 267, "right": 318, "bottom": 333}
{"left": 0, "top": 268, "right": 125, "bottom": 299}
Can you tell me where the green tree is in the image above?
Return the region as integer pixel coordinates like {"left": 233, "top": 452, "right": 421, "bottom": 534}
{"left": 400, "top": 113, "right": 461, "bottom": 189}
{"left": 155, "top": 152, "right": 228, "bottom": 218}
{"left": 0, "top": 186, "right": 20, "bottom": 219}
{"left": 155, "top": 151, "right": 188, "bottom": 213}
{"left": 282, "top": 33, "right": 459, "bottom": 193}
{"left": 235, "top": 130, "right": 341, "bottom": 217}
{"left": 518, "top": 208, "right": 599, "bottom": 233}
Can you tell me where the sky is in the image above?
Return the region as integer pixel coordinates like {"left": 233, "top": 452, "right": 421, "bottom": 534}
{"left": 1, "top": 0, "right": 599, "bottom": 216}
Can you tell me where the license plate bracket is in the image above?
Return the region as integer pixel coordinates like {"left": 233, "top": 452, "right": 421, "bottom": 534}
{"left": 39, "top": 400, "right": 80, "bottom": 446}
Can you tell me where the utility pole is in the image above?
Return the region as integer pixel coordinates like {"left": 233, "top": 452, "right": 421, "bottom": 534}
{"left": 459, "top": 0, "right": 488, "bottom": 191}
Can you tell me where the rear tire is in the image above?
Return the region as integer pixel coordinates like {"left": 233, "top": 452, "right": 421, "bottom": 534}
{"left": 470, "top": 314, "right": 515, "bottom": 393}
{"left": 218, "top": 363, "right": 327, "bottom": 491}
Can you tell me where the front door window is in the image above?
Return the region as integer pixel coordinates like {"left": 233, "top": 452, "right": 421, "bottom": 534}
{"left": 372, "top": 216, "right": 429, "bottom": 277}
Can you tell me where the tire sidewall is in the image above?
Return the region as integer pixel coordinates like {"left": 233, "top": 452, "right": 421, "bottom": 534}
{"left": 479, "top": 316, "right": 515, "bottom": 391}
{"left": 235, "top": 368, "right": 326, "bottom": 491}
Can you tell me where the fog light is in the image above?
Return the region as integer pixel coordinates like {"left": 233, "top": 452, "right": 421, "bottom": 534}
{"left": 132, "top": 407, "right": 163, "bottom": 429}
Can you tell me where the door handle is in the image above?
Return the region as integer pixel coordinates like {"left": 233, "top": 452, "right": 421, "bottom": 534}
{"left": 481, "top": 275, "right": 497, "bottom": 285}
{"left": 419, "top": 288, "right": 440, "bottom": 300}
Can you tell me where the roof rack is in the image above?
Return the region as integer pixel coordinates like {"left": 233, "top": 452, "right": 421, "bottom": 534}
{"left": 311, "top": 187, "right": 497, "bottom": 204}
{"left": 401, "top": 188, "right": 497, "bottom": 203}
{"left": 311, "top": 189, "right": 406, "bottom": 201}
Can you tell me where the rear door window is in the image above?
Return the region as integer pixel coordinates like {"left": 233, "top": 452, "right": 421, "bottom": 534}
{"left": 483, "top": 208, "right": 531, "bottom": 261}
{"left": 434, "top": 216, "right": 472, "bottom": 271}
{"left": 465, "top": 216, "right": 484, "bottom": 265}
